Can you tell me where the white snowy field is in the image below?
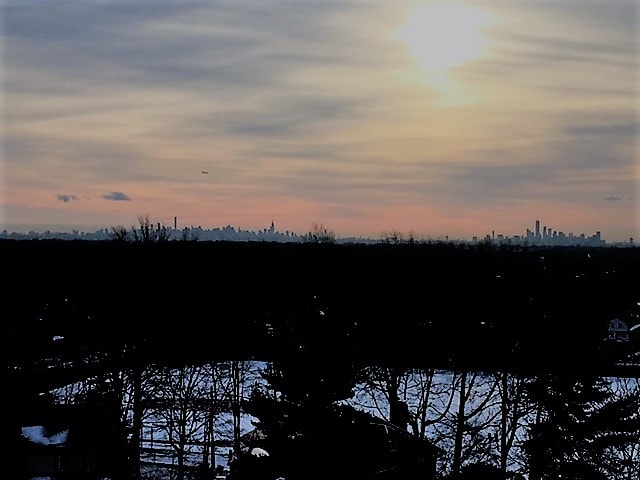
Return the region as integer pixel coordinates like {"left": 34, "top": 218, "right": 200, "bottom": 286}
{"left": 24, "top": 360, "right": 639, "bottom": 479}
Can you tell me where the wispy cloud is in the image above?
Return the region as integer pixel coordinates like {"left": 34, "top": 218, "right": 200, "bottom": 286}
{"left": 57, "top": 194, "right": 78, "bottom": 203}
{"left": 103, "top": 192, "right": 131, "bottom": 201}
{"left": 603, "top": 195, "right": 622, "bottom": 202}
{"left": 567, "top": 122, "right": 639, "bottom": 138}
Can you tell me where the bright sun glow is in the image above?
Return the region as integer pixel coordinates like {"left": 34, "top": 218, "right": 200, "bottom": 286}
{"left": 396, "top": 3, "right": 492, "bottom": 74}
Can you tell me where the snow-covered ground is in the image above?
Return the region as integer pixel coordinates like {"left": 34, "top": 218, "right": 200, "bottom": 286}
{"left": 36, "top": 361, "right": 638, "bottom": 479}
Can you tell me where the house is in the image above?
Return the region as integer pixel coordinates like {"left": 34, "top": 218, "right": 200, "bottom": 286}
{"left": 606, "top": 318, "right": 630, "bottom": 343}
{"left": 602, "top": 318, "right": 640, "bottom": 367}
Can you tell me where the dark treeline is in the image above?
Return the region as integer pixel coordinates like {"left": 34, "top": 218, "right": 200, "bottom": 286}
{"left": 4, "top": 239, "right": 639, "bottom": 376}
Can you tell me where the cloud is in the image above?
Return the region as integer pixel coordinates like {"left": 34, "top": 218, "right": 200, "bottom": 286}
{"left": 3, "top": 2, "right": 354, "bottom": 95}
{"left": 603, "top": 195, "right": 622, "bottom": 201}
{"left": 57, "top": 194, "right": 78, "bottom": 203}
{"left": 442, "top": 162, "right": 555, "bottom": 201}
{"left": 567, "top": 122, "right": 639, "bottom": 138}
{"left": 103, "top": 192, "right": 131, "bottom": 201}
{"left": 223, "top": 96, "right": 363, "bottom": 138}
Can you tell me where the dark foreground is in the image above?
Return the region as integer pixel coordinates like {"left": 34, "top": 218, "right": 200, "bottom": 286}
{"left": 4, "top": 239, "right": 640, "bottom": 480}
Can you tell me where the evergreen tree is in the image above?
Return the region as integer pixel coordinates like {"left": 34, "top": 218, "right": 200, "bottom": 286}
{"left": 524, "top": 374, "right": 640, "bottom": 480}
{"left": 233, "top": 295, "right": 360, "bottom": 479}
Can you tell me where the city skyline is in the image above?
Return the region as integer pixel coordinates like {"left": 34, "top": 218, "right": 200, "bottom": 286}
{"left": 1, "top": 217, "right": 632, "bottom": 246}
{"left": 2, "top": 1, "right": 638, "bottom": 242}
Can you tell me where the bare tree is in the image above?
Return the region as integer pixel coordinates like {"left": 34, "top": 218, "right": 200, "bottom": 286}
{"left": 108, "top": 215, "right": 172, "bottom": 243}
{"left": 131, "top": 214, "right": 171, "bottom": 244}
{"left": 380, "top": 229, "right": 418, "bottom": 244}
{"left": 195, "top": 361, "right": 257, "bottom": 471}
{"left": 146, "top": 365, "right": 211, "bottom": 480}
{"left": 350, "top": 366, "right": 409, "bottom": 427}
{"left": 436, "top": 370, "right": 501, "bottom": 478}
{"left": 230, "top": 361, "right": 243, "bottom": 455}
{"left": 350, "top": 367, "right": 457, "bottom": 440}
{"left": 108, "top": 225, "right": 130, "bottom": 242}
{"left": 350, "top": 367, "right": 506, "bottom": 477}
{"left": 144, "top": 360, "right": 265, "bottom": 475}
{"left": 404, "top": 368, "right": 458, "bottom": 439}
{"left": 201, "top": 362, "right": 225, "bottom": 470}
{"left": 494, "top": 372, "right": 535, "bottom": 477}
{"left": 380, "top": 230, "right": 406, "bottom": 244}
{"left": 303, "top": 222, "right": 336, "bottom": 244}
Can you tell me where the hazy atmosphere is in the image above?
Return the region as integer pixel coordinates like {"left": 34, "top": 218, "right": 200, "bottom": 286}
{"left": 2, "top": 0, "right": 639, "bottom": 241}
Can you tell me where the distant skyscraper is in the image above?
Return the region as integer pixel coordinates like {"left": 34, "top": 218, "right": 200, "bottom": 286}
{"left": 535, "top": 220, "right": 540, "bottom": 239}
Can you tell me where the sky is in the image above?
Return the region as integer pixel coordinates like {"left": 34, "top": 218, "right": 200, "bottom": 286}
{"left": 1, "top": 0, "right": 639, "bottom": 242}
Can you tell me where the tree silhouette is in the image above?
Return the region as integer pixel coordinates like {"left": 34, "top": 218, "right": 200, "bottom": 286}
{"left": 237, "top": 296, "right": 360, "bottom": 479}
{"left": 523, "top": 374, "right": 640, "bottom": 479}
{"left": 108, "top": 214, "right": 172, "bottom": 244}
{"left": 303, "top": 222, "right": 336, "bottom": 244}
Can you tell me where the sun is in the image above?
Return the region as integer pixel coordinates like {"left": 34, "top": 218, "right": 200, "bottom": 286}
{"left": 395, "top": 3, "right": 492, "bottom": 74}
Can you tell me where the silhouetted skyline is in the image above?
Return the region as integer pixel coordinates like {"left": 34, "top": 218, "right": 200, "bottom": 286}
{"left": 1, "top": 218, "right": 635, "bottom": 247}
